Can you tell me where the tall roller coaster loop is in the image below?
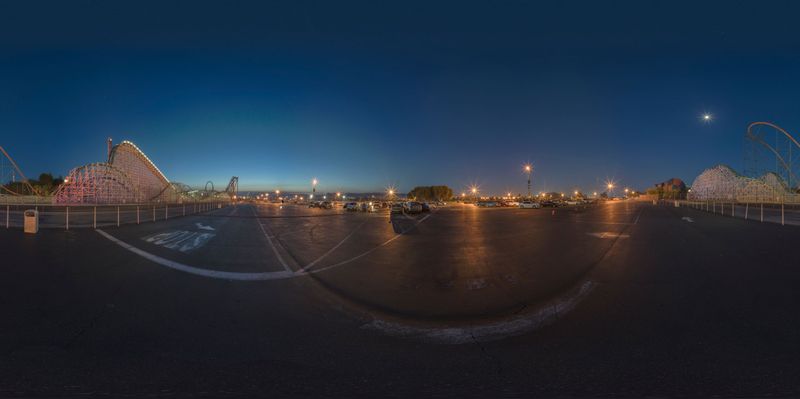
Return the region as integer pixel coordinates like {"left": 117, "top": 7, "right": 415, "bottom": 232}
{"left": 745, "top": 121, "right": 800, "bottom": 191}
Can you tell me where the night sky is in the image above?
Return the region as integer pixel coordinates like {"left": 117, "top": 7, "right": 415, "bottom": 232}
{"left": 2, "top": 1, "right": 800, "bottom": 195}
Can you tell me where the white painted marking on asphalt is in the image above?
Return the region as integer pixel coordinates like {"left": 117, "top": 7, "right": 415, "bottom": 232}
{"left": 195, "top": 222, "right": 215, "bottom": 231}
{"left": 146, "top": 231, "right": 184, "bottom": 245}
{"left": 362, "top": 280, "right": 596, "bottom": 345}
{"left": 587, "top": 232, "right": 630, "bottom": 239}
{"left": 97, "top": 211, "right": 435, "bottom": 281}
{"left": 99, "top": 229, "right": 294, "bottom": 281}
{"left": 252, "top": 206, "right": 292, "bottom": 272}
{"left": 180, "top": 233, "right": 215, "bottom": 253}
{"left": 164, "top": 232, "right": 197, "bottom": 249}
{"left": 300, "top": 218, "right": 369, "bottom": 273}
{"left": 308, "top": 213, "right": 432, "bottom": 274}
{"left": 634, "top": 210, "right": 642, "bottom": 225}
{"left": 682, "top": 216, "right": 694, "bottom": 223}
{"left": 144, "top": 230, "right": 216, "bottom": 253}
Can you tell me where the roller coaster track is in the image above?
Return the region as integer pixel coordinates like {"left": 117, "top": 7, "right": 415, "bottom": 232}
{"left": 0, "top": 145, "right": 43, "bottom": 196}
{"left": 746, "top": 122, "right": 800, "bottom": 188}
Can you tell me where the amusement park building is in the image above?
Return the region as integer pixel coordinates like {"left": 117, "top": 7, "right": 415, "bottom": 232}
{"left": 688, "top": 164, "right": 800, "bottom": 203}
{"left": 54, "top": 140, "right": 182, "bottom": 204}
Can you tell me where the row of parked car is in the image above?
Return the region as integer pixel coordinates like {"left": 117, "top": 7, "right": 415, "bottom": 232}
{"left": 475, "top": 199, "right": 598, "bottom": 208}
{"left": 390, "top": 201, "right": 443, "bottom": 214}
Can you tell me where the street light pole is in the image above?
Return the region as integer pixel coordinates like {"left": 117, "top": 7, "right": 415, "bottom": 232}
{"left": 524, "top": 164, "right": 532, "bottom": 199}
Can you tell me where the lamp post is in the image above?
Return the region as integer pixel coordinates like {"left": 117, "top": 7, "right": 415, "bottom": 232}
{"left": 311, "top": 178, "right": 317, "bottom": 199}
{"left": 524, "top": 164, "right": 532, "bottom": 199}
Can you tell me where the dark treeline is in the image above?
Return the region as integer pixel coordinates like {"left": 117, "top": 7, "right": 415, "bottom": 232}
{"left": 2, "top": 173, "right": 63, "bottom": 195}
{"left": 407, "top": 186, "right": 453, "bottom": 201}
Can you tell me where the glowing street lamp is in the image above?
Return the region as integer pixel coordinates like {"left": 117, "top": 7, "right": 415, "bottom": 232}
{"left": 523, "top": 163, "right": 533, "bottom": 199}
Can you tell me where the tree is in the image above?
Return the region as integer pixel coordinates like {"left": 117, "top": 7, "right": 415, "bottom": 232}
{"left": 407, "top": 186, "right": 453, "bottom": 201}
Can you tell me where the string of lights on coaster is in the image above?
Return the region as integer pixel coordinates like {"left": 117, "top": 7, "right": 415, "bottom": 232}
{"left": 689, "top": 122, "right": 800, "bottom": 203}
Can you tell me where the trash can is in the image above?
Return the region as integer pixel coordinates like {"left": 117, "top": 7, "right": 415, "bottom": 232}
{"left": 24, "top": 209, "right": 39, "bottom": 234}
{"left": 674, "top": 200, "right": 680, "bottom": 208}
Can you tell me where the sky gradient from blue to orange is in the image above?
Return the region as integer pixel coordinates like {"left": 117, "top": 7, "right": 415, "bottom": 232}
{"left": 2, "top": 1, "right": 800, "bottom": 195}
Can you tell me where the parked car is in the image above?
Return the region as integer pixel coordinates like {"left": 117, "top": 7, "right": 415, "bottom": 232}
{"left": 404, "top": 201, "right": 423, "bottom": 214}
{"left": 477, "top": 201, "right": 498, "bottom": 207}
{"left": 320, "top": 201, "right": 333, "bottom": 209}
{"left": 541, "top": 201, "right": 557, "bottom": 207}
{"left": 421, "top": 202, "right": 432, "bottom": 212}
{"left": 391, "top": 203, "right": 404, "bottom": 214}
{"left": 344, "top": 202, "right": 359, "bottom": 211}
{"left": 519, "top": 200, "right": 541, "bottom": 209}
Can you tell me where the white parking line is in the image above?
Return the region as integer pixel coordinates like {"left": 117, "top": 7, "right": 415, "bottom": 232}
{"left": 363, "top": 280, "right": 595, "bottom": 344}
{"left": 98, "top": 229, "right": 294, "bottom": 281}
{"left": 97, "top": 211, "right": 434, "bottom": 281}
{"left": 252, "top": 206, "right": 292, "bottom": 272}
{"left": 299, "top": 218, "right": 368, "bottom": 273}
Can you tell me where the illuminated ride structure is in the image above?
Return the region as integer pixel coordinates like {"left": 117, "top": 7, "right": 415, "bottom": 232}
{"left": 689, "top": 122, "right": 800, "bottom": 203}
{"left": 53, "top": 139, "right": 238, "bottom": 204}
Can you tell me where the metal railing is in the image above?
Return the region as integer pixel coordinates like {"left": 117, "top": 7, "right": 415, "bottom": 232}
{"left": 667, "top": 199, "right": 800, "bottom": 227}
{"left": 2, "top": 201, "right": 230, "bottom": 229}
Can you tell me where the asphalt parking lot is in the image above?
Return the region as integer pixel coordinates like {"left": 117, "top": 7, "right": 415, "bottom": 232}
{"left": 2, "top": 200, "right": 800, "bottom": 396}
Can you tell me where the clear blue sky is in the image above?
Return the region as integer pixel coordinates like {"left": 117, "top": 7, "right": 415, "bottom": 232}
{"left": 2, "top": 1, "right": 800, "bottom": 195}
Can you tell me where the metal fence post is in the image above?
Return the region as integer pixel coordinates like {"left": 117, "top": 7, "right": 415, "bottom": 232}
{"left": 165, "top": 204, "right": 168, "bottom": 220}
{"left": 153, "top": 206, "right": 156, "bottom": 222}
{"left": 731, "top": 203, "right": 734, "bottom": 217}
{"left": 66, "top": 206, "right": 69, "bottom": 230}
{"left": 5, "top": 205, "right": 8, "bottom": 228}
{"left": 137, "top": 206, "right": 140, "bottom": 224}
{"left": 745, "top": 203, "right": 748, "bottom": 220}
{"left": 761, "top": 203, "right": 763, "bottom": 222}
{"left": 183, "top": 205, "right": 186, "bottom": 217}
{"left": 93, "top": 206, "right": 97, "bottom": 229}
{"left": 782, "top": 203, "right": 785, "bottom": 226}
{"left": 117, "top": 206, "right": 120, "bottom": 227}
